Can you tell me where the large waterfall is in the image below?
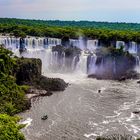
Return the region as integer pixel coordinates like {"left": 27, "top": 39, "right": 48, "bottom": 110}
{"left": 0, "top": 36, "right": 140, "bottom": 75}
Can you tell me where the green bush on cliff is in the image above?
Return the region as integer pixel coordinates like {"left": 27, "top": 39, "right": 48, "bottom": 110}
{"left": 0, "top": 46, "right": 29, "bottom": 115}
{"left": 15, "top": 58, "right": 42, "bottom": 85}
{"left": 0, "top": 114, "right": 25, "bottom": 140}
{"left": 0, "top": 46, "right": 15, "bottom": 75}
{"left": 0, "top": 46, "right": 28, "bottom": 140}
{"left": 0, "top": 73, "right": 29, "bottom": 115}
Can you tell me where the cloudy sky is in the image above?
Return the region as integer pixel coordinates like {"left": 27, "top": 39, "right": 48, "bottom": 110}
{"left": 0, "top": 0, "right": 140, "bottom": 23}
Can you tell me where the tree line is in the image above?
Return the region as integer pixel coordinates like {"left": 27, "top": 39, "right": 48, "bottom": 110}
{"left": 0, "top": 18, "right": 140, "bottom": 43}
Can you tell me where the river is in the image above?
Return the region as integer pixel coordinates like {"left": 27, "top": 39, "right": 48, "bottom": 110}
{"left": 20, "top": 73, "right": 140, "bottom": 140}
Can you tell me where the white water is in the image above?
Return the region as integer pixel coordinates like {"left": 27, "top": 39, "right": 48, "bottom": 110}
{"left": 0, "top": 36, "right": 140, "bottom": 74}
{"left": 135, "top": 56, "right": 140, "bottom": 73}
{"left": 128, "top": 42, "right": 138, "bottom": 54}
{"left": 87, "top": 40, "right": 98, "bottom": 51}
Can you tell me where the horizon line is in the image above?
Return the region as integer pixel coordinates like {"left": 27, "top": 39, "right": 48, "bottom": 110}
{"left": 0, "top": 17, "right": 140, "bottom": 24}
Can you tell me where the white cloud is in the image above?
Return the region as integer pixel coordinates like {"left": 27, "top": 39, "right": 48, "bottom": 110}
{"left": 0, "top": 0, "right": 140, "bottom": 22}
{"left": 3, "top": 0, "right": 140, "bottom": 12}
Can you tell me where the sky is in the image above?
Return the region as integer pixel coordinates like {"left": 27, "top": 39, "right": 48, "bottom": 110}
{"left": 0, "top": 0, "right": 140, "bottom": 23}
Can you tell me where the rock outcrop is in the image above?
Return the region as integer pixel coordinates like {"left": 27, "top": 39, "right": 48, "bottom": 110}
{"left": 26, "top": 87, "right": 53, "bottom": 100}
{"left": 14, "top": 57, "right": 68, "bottom": 91}
{"left": 36, "top": 76, "right": 68, "bottom": 91}
{"left": 88, "top": 47, "right": 138, "bottom": 80}
{"left": 14, "top": 58, "right": 42, "bottom": 85}
{"left": 52, "top": 45, "right": 81, "bottom": 71}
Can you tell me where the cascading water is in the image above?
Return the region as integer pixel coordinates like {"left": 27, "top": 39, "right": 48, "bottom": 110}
{"left": 135, "top": 56, "right": 140, "bottom": 73}
{"left": 116, "top": 41, "right": 125, "bottom": 49}
{"left": 128, "top": 42, "right": 138, "bottom": 54}
{"left": 87, "top": 40, "right": 98, "bottom": 51}
{"left": 1, "top": 36, "right": 140, "bottom": 76}
{"left": 61, "top": 52, "right": 66, "bottom": 69}
{"left": 75, "top": 52, "right": 88, "bottom": 74}
{"left": 113, "top": 57, "right": 117, "bottom": 75}
{"left": 79, "top": 37, "right": 85, "bottom": 50}
{"left": 69, "top": 39, "right": 79, "bottom": 48}
{"left": 71, "top": 56, "right": 78, "bottom": 71}
{"left": 88, "top": 54, "right": 97, "bottom": 75}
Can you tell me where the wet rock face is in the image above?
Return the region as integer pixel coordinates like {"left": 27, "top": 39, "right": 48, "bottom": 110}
{"left": 36, "top": 76, "right": 68, "bottom": 91}
{"left": 26, "top": 87, "right": 53, "bottom": 100}
{"left": 14, "top": 57, "right": 68, "bottom": 91}
{"left": 52, "top": 45, "right": 81, "bottom": 71}
{"left": 88, "top": 47, "right": 138, "bottom": 80}
{"left": 89, "top": 70, "right": 138, "bottom": 81}
{"left": 14, "top": 58, "right": 42, "bottom": 85}
{"left": 19, "top": 38, "right": 26, "bottom": 53}
{"left": 133, "top": 111, "right": 140, "bottom": 114}
{"left": 52, "top": 45, "right": 81, "bottom": 58}
{"left": 61, "top": 36, "right": 70, "bottom": 47}
{"left": 96, "top": 134, "right": 135, "bottom": 140}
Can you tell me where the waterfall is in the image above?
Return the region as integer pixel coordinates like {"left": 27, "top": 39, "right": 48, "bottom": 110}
{"left": 53, "top": 51, "right": 58, "bottom": 66}
{"left": 136, "top": 56, "right": 139, "bottom": 66}
{"left": 87, "top": 40, "right": 98, "bottom": 51}
{"left": 1, "top": 35, "right": 140, "bottom": 77}
{"left": 113, "top": 57, "right": 116, "bottom": 75}
{"left": 116, "top": 41, "right": 125, "bottom": 49}
{"left": 61, "top": 52, "right": 66, "bottom": 69}
{"left": 79, "top": 37, "right": 85, "bottom": 50}
{"left": 88, "top": 54, "right": 97, "bottom": 75}
{"left": 71, "top": 56, "right": 78, "bottom": 71}
{"left": 47, "top": 38, "right": 61, "bottom": 47}
{"left": 0, "top": 36, "right": 104, "bottom": 76}
{"left": 135, "top": 56, "right": 140, "bottom": 73}
{"left": 128, "top": 42, "right": 138, "bottom": 54}
{"left": 69, "top": 39, "right": 79, "bottom": 48}
{"left": 70, "top": 38, "right": 99, "bottom": 51}
{"left": 75, "top": 52, "right": 88, "bottom": 74}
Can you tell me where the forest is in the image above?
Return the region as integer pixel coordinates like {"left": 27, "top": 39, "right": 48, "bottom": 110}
{"left": 0, "top": 18, "right": 140, "bottom": 43}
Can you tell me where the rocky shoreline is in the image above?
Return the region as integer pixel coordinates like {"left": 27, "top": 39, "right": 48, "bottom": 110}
{"left": 14, "top": 57, "right": 68, "bottom": 110}
{"left": 26, "top": 87, "right": 53, "bottom": 99}
{"left": 88, "top": 70, "right": 140, "bottom": 81}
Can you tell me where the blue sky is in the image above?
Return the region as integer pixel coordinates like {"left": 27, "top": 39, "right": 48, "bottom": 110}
{"left": 0, "top": 0, "right": 140, "bottom": 23}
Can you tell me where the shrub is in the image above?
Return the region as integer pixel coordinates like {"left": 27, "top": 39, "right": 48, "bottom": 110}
{"left": 0, "top": 114, "right": 25, "bottom": 140}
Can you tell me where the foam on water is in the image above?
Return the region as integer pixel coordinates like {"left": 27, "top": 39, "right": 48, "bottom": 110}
{"left": 84, "top": 133, "right": 99, "bottom": 138}
{"left": 20, "top": 118, "right": 33, "bottom": 129}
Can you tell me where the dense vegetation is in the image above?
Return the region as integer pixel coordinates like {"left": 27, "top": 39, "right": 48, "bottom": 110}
{"left": 1, "top": 18, "right": 140, "bottom": 31}
{"left": 0, "top": 46, "right": 29, "bottom": 115}
{"left": 1, "top": 18, "right": 140, "bottom": 43}
{"left": 0, "top": 114, "right": 25, "bottom": 140}
{"left": 0, "top": 45, "right": 29, "bottom": 140}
